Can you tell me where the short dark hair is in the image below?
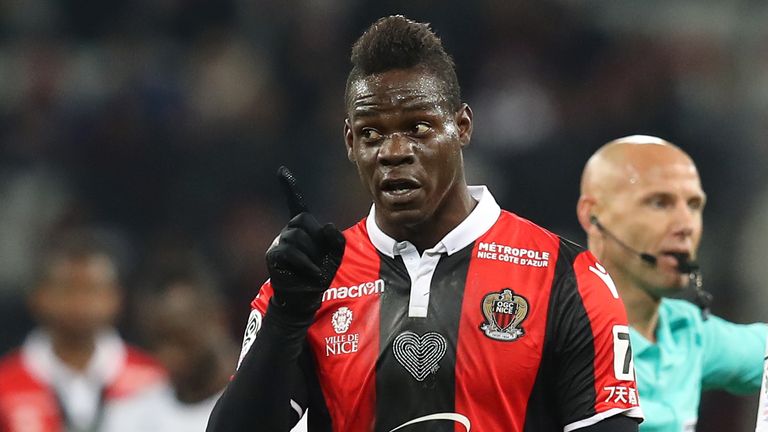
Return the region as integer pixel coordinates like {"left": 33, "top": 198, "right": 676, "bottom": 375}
{"left": 35, "top": 229, "right": 120, "bottom": 288}
{"left": 136, "top": 250, "right": 224, "bottom": 311}
{"left": 345, "top": 15, "right": 461, "bottom": 112}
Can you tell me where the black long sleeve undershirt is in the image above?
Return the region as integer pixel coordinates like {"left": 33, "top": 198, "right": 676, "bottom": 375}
{"left": 206, "top": 301, "right": 312, "bottom": 432}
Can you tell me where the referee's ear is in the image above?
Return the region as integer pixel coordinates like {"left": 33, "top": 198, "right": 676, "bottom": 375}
{"left": 577, "top": 194, "right": 597, "bottom": 234}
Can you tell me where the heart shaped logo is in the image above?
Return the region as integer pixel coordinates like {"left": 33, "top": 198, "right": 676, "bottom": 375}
{"left": 393, "top": 331, "right": 447, "bottom": 382}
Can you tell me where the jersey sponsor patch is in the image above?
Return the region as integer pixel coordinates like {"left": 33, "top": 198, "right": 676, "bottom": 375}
{"left": 237, "top": 309, "right": 262, "bottom": 369}
{"left": 476, "top": 242, "right": 550, "bottom": 268}
{"left": 602, "top": 385, "right": 638, "bottom": 405}
{"left": 479, "top": 288, "right": 529, "bottom": 341}
{"left": 325, "top": 306, "right": 359, "bottom": 356}
{"left": 324, "top": 333, "right": 359, "bottom": 357}
{"left": 322, "top": 279, "right": 384, "bottom": 302}
{"left": 331, "top": 307, "right": 353, "bottom": 334}
{"left": 393, "top": 331, "right": 447, "bottom": 382}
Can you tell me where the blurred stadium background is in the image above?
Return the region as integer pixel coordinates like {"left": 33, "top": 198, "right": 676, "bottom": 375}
{"left": 1, "top": 1, "right": 766, "bottom": 429}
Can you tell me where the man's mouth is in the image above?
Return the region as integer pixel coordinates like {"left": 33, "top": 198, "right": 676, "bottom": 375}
{"left": 659, "top": 250, "right": 699, "bottom": 273}
{"left": 380, "top": 178, "right": 421, "bottom": 196}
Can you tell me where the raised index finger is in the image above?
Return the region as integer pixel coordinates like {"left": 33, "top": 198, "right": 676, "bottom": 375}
{"left": 277, "top": 165, "right": 309, "bottom": 218}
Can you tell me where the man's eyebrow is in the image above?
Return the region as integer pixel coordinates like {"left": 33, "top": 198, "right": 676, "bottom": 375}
{"left": 351, "top": 102, "right": 444, "bottom": 118}
{"left": 641, "top": 189, "right": 707, "bottom": 201}
{"left": 401, "top": 102, "right": 443, "bottom": 113}
{"left": 641, "top": 191, "right": 675, "bottom": 199}
{"left": 350, "top": 107, "right": 379, "bottom": 119}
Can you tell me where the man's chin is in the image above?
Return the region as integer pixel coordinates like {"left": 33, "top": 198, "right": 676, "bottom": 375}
{"left": 655, "top": 276, "right": 691, "bottom": 297}
{"left": 375, "top": 205, "right": 429, "bottom": 230}
{"left": 380, "top": 207, "right": 425, "bottom": 225}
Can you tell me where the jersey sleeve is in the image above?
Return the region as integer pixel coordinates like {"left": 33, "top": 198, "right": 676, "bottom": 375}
{"left": 701, "top": 315, "right": 767, "bottom": 394}
{"left": 554, "top": 249, "right": 643, "bottom": 431}
{"left": 236, "top": 280, "right": 274, "bottom": 369}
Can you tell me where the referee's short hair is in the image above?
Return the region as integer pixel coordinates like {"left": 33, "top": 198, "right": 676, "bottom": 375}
{"left": 345, "top": 15, "right": 461, "bottom": 112}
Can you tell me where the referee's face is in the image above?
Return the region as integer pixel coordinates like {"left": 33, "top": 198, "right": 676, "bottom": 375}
{"left": 344, "top": 68, "right": 473, "bottom": 241}
{"left": 599, "top": 145, "right": 705, "bottom": 296}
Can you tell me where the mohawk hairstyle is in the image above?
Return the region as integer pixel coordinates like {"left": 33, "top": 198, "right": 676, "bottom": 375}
{"left": 345, "top": 15, "right": 461, "bottom": 112}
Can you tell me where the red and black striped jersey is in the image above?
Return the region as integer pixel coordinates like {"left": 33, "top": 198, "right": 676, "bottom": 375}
{"left": 244, "top": 186, "right": 643, "bottom": 431}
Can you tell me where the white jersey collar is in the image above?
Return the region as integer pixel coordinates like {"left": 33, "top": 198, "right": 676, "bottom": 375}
{"left": 366, "top": 185, "right": 501, "bottom": 258}
{"left": 21, "top": 327, "right": 127, "bottom": 386}
{"left": 21, "top": 328, "right": 128, "bottom": 430}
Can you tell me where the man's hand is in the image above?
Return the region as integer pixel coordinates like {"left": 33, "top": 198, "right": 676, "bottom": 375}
{"left": 266, "top": 166, "right": 345, "bottom": 317}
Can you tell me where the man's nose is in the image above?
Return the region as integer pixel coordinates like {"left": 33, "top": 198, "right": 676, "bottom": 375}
{"left": 377, "top": 133, "right": 415, "bottom": 166}
{"left": 671, "top": 202, "right": 697, "bottom": 238}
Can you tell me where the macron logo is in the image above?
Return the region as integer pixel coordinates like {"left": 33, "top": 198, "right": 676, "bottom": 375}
{"left": 322, "top": 279, "right": 385, "bottom": 302}
{"left": 589, "top": 262, "right": 619, "bottom": 299}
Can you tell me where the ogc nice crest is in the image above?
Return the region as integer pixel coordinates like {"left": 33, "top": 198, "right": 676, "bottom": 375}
{"left": 480, "top": 288, "right": 529, "bottom": 341}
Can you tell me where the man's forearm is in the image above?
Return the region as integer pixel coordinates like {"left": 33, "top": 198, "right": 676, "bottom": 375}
{"left": 206, "top": 303, "right": 313, "bottom": 432}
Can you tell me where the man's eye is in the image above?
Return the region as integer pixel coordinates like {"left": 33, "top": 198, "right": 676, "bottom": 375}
{"left": 362, "top": 129, "right": 382, "bottom": 141}
{"left": 688, "top": 199, "right": 704, "bottom": 211}
{"left": 648, "top": 197, "right": 670, "bottom": 209}
{"left": 412, "top": 123, "right": 430, "bottom": 136}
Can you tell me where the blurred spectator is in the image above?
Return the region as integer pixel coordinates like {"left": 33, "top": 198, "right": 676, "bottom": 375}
{"left": 114, "top": 250, "right": 307, "bottom": 431}
{"left": 737, "top": 180, "right": 768, "bottom": 323}
{"left": 0, "top": 229, "right": 165, "bottom": 432}
{"left": 121, "top": 253, "right": 235, "bottom": 431}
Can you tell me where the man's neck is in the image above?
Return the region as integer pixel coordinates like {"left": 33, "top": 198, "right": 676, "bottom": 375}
{"left": 51, "top": 333, "right": 96, "bottom": 372}
{"left": 612, "top": 276, "right": 662, "bottom": 342}
{"left": 388, "top": 184, "right": 476, "bottom": 253}
{"left": 624, "top": 294, "right": 661, "bottom": 343}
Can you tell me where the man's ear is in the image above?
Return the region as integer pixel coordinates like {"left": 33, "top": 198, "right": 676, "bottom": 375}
{"left": 577, "top": 195, "right": 599, "bottom": 234}
{"left": 344, "top": 119, "right": 355, "bottom": 163}
{"left": 456, "top": 103, "right": 473, "bottom": 148}
{"left": 27, "top": 286, "right": 44, "bottom": 322}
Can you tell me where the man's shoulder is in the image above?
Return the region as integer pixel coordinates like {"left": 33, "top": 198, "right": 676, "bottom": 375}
{"left": 494, "top": 210, "right": 566, "bottom": 244}
{"left": 493, "top": 210, "right": 588, "bottom": 262}
{"left": 0, "top": 349, "right": 23, "bottom": 374}
{"left": 659, "top": 298, "right": 707, "bottom": 333}
{"left": 340, "top": 218, "right": 376, "bottom": 252}
{"left": 108, "top": 344, "right": 167, "bottom": 399}
{"left": 123, "top": 345, "right": 165, "bottom": 370}
{"left": 0, "top": 350, "right": 26, "bottom": 380}
{"left": 341, "top": 217, "right": 368, "bottom": 243}
{"left": 342, "top": 218, "right": 368, "bottom": 237}
{"left": 0, "top": 349, "right": 43, "bottom": 394}
{"left": 661, "top": 298, "right": 704, "bottom": 319}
